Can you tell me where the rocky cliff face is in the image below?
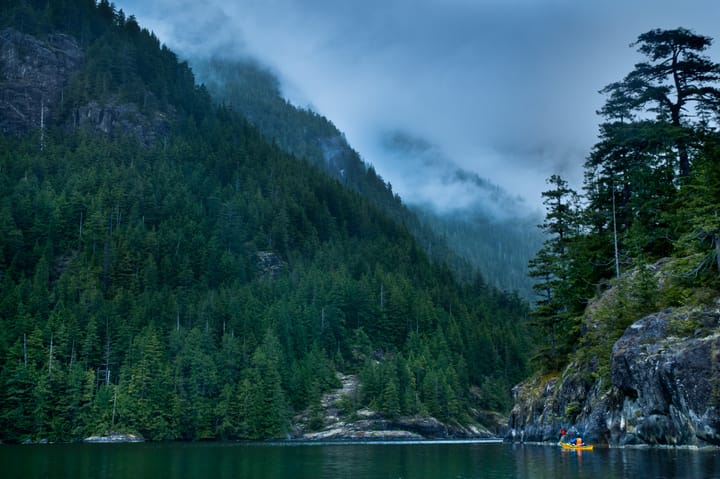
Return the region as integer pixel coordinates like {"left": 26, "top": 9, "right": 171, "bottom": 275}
{"left": 74, "top": 100, "right": 171, "bottom": 146}
{"left": 610, "top": 309, "right": 720, "bottom": 446}
{"left": 0, "top": 28, "right": 83, "bottom": 134}
{"left": 1, "top": 28, "right": 170, "bottom": 144}
{"left": 507, "top": 304, "right": 720, "bottom": 447}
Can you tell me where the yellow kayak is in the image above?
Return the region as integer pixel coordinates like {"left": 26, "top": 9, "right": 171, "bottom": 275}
{"left": 561, "top": 442, "right": 594, "bottom": 451}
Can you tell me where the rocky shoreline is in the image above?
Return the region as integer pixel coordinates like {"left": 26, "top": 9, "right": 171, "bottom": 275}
{"left": 293, "top": 373, "right": 497, "bottom": 441}
{"left": 506, "top": 303, "right": 720, "bottom": 448}
{"left": 83, "top": 433, "right": 144, "bottom": 443}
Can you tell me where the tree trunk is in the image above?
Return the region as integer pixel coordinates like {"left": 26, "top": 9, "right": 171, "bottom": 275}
{"left": 677, "top": 138, "right": 690, "bottom": 177}
{"left": 670, "top": 102, "right": 690, "bottom": 177}
{"left": 715, "top": 232, "right": 720, "bottom": 275}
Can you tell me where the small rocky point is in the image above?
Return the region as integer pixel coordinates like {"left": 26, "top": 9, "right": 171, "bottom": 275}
{"left": 293, "top": 373, "right": 495, "bottom": 441}
{"left": 83, "top": 433, "right": 144, "bottom": 443}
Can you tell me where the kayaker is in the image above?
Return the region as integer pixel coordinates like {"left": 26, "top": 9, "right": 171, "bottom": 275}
{"left": 559, "top": 427, "right": 567, "bottom": 442}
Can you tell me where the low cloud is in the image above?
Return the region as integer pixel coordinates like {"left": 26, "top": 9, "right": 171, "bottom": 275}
{"left": 377, "top": 131, "right": 534, "bottom": 220}
{"left": 117, "top": 0, "right": 720, "bottom": 211}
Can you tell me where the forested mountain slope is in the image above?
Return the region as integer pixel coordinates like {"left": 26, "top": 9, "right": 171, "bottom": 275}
{"left": 191, "top": 58, "right": 541, "bottom": 297}
{"left": 413, "top": 203, "right": 541, "bottom": 299}
{"left": 0, "top": 0, "right": 532, "bottom": 443}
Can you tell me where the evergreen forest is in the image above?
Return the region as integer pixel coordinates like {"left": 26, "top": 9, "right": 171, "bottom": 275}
{"left": 191, "top": 58, "right": 543, "bottom": 299}
{"left": 528, "top": 27, "right": 720, "bottom": 376}
{"left": 0, "top": 0, "right": 532, "bottom": 442}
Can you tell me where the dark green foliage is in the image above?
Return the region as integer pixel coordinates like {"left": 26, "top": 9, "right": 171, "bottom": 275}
{"left": 674, "top": 137, "right": 720, "bottom": 281}
{"left": 0, "top": 0, "right": 532, "bottom": 441}
{"left": 528, "top": 28, "right": 720, "bottom": 375}
{"left": 191, "top": 58, "right": 542, "bottom": 299}
{"left": 600, "top": 28, "right": 720, "bottom": 177}
{"left": 527, "top": 176, "right": 583, "bottom": 373}
{"left": 412, "top": 208, "right": 543, "bottom": 300}
{"left": 242, "top": 330, "right": 288, "bottom": 439}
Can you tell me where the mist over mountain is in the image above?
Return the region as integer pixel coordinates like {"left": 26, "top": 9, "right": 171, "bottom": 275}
{"left": 378, "top": 132, "right": 528, "bottom": 217}
{"left": 116, "top": 0, "right": 720, "bottom": 215}
{"left": 378, "top": 131, "right": 543, "bottom": 297}
{"left": 108, "top": 0, "right": 720, "bottom": 450}
{"left": 192, "top": 57, "right": 542, "bottom": 297}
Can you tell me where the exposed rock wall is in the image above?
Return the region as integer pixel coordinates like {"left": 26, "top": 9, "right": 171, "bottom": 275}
{"left": 507, "top": 305, "right": 720, "bottom": 447}
{"left": 75, "top": 100, "right": 171, "bottom": 145}
{"left": 1, "top": 28, "right": 170, "bottom": 144}
{"left": 609, "top": 309, "right": 720, "bottom": 446}
{"left": 0, "top": 28, "right": 83, "bottom": 134}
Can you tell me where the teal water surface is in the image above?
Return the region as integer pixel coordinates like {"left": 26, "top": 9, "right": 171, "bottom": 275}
{"left": 2, "top": 440, "right": 719, "bottom": 478}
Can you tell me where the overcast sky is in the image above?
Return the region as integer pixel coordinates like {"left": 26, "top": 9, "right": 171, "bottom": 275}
{"left": 115, "top": 0, "right": 720, "bottom": 215}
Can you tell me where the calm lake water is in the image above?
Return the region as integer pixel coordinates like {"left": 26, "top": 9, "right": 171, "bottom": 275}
{"left": 2, "top": 440, "right": 720, "bottom": 479}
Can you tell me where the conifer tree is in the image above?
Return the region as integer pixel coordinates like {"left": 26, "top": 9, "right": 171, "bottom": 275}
{"left": 528, "top": 175, "right": 580, "bottom": 372}
{"left": 676, "top": 135, "right": 720, "bottom": 277}
{"left": 600, "top": 28, "right": 720, "bottom": 177}
{"left": 0, "top": 0, "right": 535, "bottom": 441}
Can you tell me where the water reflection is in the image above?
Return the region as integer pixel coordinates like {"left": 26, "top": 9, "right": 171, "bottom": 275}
{"left": 2, "top": 440, "right": 719, "bottom": 479}
{"left": 513, "top": 443, "right": 720, "bottom": 479}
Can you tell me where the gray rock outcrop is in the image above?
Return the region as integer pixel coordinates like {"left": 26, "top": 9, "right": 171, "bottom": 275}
{"left": 83, "top": 433, "right": 144, "bottom": 443}
{"left": 507, "top": 304, "right": 720, "bottom": 447}
{"left": 1, "top": 28, "right": 171, "bottom": 144}
{"left": 0, "top": 28, "right": 83, "bottom": 134}
{"left": 75, "top": 100, "right": 171, "bottom": 145}
{"left": 609, "top": 309, "right": 720, "bottom": 446}
{"left": 295, "top": 373, "right": 495, "bottom": 440}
